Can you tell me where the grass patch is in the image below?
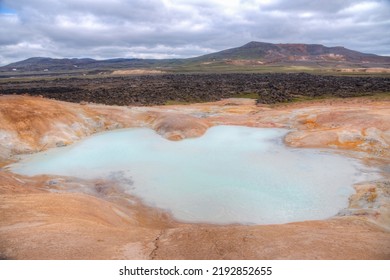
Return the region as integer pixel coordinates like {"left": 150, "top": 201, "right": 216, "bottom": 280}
{"left": 284, "top": 92, "right": 390, "bottom": 105}
{"left": 360, "top": 92, "right": 390, "bottom": 100}
{"left": 164, "top": 100, "right": 197, "bottom": 105}
{"left": 232, "top": 92, "right": 259, "bottom": 99}
{"left": 290, "top": 95, "right": 329, "bottom": 103}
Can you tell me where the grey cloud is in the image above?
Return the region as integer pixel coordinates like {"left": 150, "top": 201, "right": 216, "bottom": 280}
{"left": 0, "top": 0, "right": 389, "bottom": 65}
{"left": 262, "top": 0, "right": 357, "bottom": 13}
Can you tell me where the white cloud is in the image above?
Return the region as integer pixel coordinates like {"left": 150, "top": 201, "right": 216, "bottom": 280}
{"left": 342, "top": 1, "right": 380, "bottom": 14}
{"left": 0, "top": 0, "right": 389, "bottom": 65}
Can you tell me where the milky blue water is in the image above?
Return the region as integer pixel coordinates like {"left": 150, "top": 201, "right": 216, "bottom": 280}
{"left": 8, "top": 126, "right": 378, "bottom": 225}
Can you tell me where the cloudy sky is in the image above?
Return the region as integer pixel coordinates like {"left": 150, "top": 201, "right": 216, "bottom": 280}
{"left": 0, "top": 0, "right": 389, "bottom": 65}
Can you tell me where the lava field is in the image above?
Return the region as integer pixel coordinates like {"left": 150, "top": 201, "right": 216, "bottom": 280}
{"left": 1, "top": 73, "right": 389, "bottom": 105}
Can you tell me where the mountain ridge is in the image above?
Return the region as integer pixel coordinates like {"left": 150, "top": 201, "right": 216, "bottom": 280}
{"left": 1, "top": 41, "right": 390, "bottom": 72}
{"left": 194, "top": 41, "right": 386, "bottom": 63}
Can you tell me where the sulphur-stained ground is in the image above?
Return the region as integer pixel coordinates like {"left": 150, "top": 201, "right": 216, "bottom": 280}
{"left": 0, "top": 95, "right": 389, "bottom": 259}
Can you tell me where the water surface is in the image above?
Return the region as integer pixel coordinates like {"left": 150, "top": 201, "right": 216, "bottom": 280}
{"left": 9, "top": 126, "right": 378, "bottom": 224}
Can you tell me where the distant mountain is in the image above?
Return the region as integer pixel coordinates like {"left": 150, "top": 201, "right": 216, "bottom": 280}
{"left": 192, "top": 41, "right": 390, "bottom": 65}
{"left": 0, "top": 57, "right": 176, "bottom": 72}
{"left": 1, "top": 42, "right": 389, "bottom": 72}
{"left": 2, "top": 57, "right": 96, "bottom": 71}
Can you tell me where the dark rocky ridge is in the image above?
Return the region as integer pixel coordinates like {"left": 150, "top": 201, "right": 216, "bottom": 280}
{"left": 1, "top": 73, "right": 389, "bottom": 105}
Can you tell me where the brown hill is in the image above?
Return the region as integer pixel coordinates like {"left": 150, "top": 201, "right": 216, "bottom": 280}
{"left": 194, "top": 41, "right": 390, "bottom": 66}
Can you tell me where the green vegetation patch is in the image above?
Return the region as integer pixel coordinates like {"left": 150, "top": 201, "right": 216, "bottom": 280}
{"left": 232, "top": 92, "right": 259, "bottom": 99}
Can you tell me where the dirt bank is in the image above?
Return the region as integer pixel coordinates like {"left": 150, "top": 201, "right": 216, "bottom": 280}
{"left": 0, "top": 95, "right": 389, "bottom": 259}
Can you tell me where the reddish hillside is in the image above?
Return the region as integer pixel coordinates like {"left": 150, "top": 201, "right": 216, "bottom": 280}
{"left": 195, "top": 41, "right": 390, "bottom": 66}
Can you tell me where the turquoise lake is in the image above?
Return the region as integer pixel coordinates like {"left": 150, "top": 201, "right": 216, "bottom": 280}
{"left": 8, "top": 125, "right": 379, "bottom": 225}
